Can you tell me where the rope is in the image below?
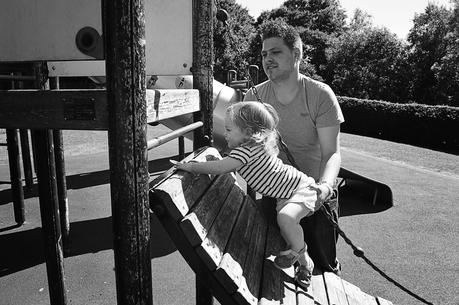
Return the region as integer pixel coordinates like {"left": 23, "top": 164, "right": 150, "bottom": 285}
{"left": 246, "top": 74, "right": 435, "bottom": 305}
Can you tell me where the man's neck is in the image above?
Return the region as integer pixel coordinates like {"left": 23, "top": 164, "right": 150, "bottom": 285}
{"left": 271, "top": 72, "right": 302, "bottom": 105}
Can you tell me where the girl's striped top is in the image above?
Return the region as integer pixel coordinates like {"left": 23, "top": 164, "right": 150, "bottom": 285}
{"left": 229, "top": 145, "right": 308, "bottom": 199}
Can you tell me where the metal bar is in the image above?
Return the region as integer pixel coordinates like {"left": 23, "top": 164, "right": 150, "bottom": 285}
{"left": 0, "top": 74, "right": 36, "bottom": 81}
{"left": 6, "top": 128, "right": 25, "bottom": 225}
{"left": 105, "top": 0, "right": 152, "bottom": 304}
{"left": 147, "top": 121, "right": 203, "bottom": 150}
{"left": 19, "top": 129, "right": 34, "bottom": 190}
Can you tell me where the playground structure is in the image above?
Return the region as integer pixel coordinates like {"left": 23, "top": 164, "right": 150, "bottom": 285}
{"left": 0, "top": 1, "right": 394, "bottom": 304}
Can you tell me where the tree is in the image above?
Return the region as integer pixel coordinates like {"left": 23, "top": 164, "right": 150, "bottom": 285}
{"left": 213, "top": 0, "right": 255, "bottom": 83}
{"left": 253, "top": 0, "right": 346, "bottom": 77}
{"left": 326, "top": 24, "right": 411, "bottom": 103}
{"left": 407, "top": 3, "right": 453, "bottom": 105}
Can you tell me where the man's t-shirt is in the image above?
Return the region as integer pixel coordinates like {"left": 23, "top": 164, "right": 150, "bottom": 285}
{"left": 244, "top": 75, "right": 344, "bottom": 180}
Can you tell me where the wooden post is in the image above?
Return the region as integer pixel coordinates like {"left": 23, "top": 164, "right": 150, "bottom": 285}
{"left": 32, "top": 59, "right": 67, "bottom": 305}
{"left": 19, "top": 129, "right": 34, "bottom": 190}
{"left": 33, "top": 129, "right": 67, "bottom": 305}
{"left": 51, "top": 77, "right": 70, "bottom": 244}
{"left": 105, "top": 1, "right": 152, "bottom": 304}
{"left": 53, "top": 129, "right": 69, "bottom": 244}
{"left": 192, "top": 0, "right": 214, "bottom": 150}
{"left": 193, "top": 0, "right": 215, "bottom": 304}
{"left": 6, "top": 128, "right": 25, "bottom": 225}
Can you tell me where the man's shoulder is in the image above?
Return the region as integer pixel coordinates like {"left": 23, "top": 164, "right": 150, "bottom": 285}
{"left": 300, "top": 74, "right": 332, "bottom": 93}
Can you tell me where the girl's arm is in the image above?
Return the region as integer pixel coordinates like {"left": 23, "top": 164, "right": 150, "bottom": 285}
{"left": 175, "top": 156, "right": 243, "bottom": 175}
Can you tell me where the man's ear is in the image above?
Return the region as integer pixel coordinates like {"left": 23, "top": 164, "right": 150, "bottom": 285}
{"left": 293, "top": 48, "right": 301, "bottom": 62}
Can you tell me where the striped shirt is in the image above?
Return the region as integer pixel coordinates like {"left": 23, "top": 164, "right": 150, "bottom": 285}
{"left": 229, "top": 145, "right": 308, "bottom": 199}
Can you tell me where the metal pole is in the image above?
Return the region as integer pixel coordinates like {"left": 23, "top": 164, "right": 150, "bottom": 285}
{"left": 105, "top": 0, "right": 152, "bottom": 304}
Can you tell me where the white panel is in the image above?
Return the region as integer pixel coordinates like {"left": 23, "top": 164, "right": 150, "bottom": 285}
{"left": 1, "top": 0, "right": 193, "bottom": 75}
{"left": 0, "top": 0, "right": 102, "bottom": 61}
{"left": 145, "top": 0, "right": 193, "bottom": 75}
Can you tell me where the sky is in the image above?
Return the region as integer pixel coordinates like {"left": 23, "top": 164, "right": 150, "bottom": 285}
{"left": 234, "top": 0, "right": 454, "bottom": 39}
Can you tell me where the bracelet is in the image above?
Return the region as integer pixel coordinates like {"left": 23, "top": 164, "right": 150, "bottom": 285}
{"left": 318, "top": 181, "right": 334, "bottom": 200}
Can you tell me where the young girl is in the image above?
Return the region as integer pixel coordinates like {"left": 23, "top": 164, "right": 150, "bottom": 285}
{"left": 175, "top": 101, "right": 323, "bottom": 287}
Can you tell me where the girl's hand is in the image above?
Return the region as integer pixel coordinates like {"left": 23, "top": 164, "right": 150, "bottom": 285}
{"left": 309, "top": 183, "right": 332, "bottom": 206}
{"left": 170, "top": 159, "right": 196, "bottom": 173}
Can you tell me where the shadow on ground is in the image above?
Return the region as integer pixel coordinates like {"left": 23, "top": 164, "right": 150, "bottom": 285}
{"left": 0, "top": 157, "right": 393, "bottom": 278}
{"left": 0, "top": 214, "right": 176, "bottom": 277}
{"left": 0, "top": 157, "right": 175, "bottom": 205}
{"left": 0, "top": 157, "right": 179, "bottom": 277}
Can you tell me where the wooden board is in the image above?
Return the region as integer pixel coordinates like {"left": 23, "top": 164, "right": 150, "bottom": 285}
{"left": 258, "top": 225, "right": 297, "bottom": 305}
{"left": 0, "top": 89, "right": 199, "bottom": 130}
{"left": 323, "top": 272, "right": 349, "bottom": 305}
{"left": 180, "top": 173, "right": 237, "bottom": 246}
{"left": 196, "top": 185, "right": 245, "bottom": 270}
{"left": 310, "top": 273, "right": 328, "bottom": 305}
{"left": 150, "top": 148, "right": 221, "bottom": 220}
{"left": 232, "top": 205, "right": 268, "bottom": 305}
{"left": 214, "top": 198, "right": 258, "bottom": 294}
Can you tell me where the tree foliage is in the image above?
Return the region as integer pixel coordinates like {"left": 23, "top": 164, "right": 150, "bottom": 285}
{"left": 408, "top": 1, "right": 458, "bottom": 104}
{"left": 213, "top": 0, "right": 255, "bottom": 83}
{"left": 325, "top": 23, "right": 411, "bottom": 103}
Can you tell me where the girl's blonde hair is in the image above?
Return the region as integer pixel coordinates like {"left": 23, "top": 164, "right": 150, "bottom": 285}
{"left": 226, "top": 101, "right": 280, "bottom": 156}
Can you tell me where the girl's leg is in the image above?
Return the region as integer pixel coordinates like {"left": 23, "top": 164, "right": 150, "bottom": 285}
{"left": 277, "top": 202, "right": 314, "bottom": 270}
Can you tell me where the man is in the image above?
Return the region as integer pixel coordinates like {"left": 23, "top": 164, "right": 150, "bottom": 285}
{"left": 244, "top": 19, "right": 344, "bottom": 274}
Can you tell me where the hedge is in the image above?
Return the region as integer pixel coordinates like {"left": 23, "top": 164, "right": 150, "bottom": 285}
{"left": 337, "top": 96, "right": 459, "bottom": 155}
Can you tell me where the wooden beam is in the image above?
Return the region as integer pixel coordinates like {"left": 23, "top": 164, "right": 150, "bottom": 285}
{"left": 104, "top": 0, "right": 152, "bottom": 304}
{"left": 192, "top": 0, "right": 214, "bottom": 149}
{"left": 0, "top": 89, "right": 199, "bottom": 130}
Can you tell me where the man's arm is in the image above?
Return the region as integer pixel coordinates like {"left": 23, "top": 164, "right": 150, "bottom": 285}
{"left": 316, "top": 124, "right": 341, "bottom": 199}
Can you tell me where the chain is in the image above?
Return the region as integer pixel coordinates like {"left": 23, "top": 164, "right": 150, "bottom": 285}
{"left": 246, "top": 71, "right": 435, "bottom": 305}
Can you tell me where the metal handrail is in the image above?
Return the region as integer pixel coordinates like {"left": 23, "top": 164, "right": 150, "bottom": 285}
{"left": 147, "top": 121, "right": 203, "bottom": 150}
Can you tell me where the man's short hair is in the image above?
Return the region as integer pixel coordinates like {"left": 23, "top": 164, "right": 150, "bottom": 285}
{"left": 260, "top": 19, "right": 303, "bottom": 55}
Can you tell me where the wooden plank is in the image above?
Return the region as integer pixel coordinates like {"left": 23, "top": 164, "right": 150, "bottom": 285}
{"left": 323, "top": 272, "right": 348, "bottom": 305}
{"left": 146, "top": 89, "right": 199, "bottom": 123}
{"left": 150, "top": 148, "right": 222, "bottom": 220}
{"left": 310, "top": 273, "right": 328, "bottom": 305}
{"left": 0, "top": 88, "right": 199, "bottom": 130}
{"left": 180, "top": 172, "right": 238, "bottom": 246}
{"left": 233, "top": 204, "right": 268, "bottom": 305}
{"left": 196, "top": 185, "right": 245, "bottom": 270}
{"left": 259, "top": 225, "right": 297, "bottom": 305}
{"left": 376, "top": 296, "right": 393, "bottom": 305}
{"left": 341, "top": 280, "right": 366, "bottom": 305}
{"left": 215, "top": 198, "right": 257, "bottom": 294}
{"left": 0, "top": 90, "right": 107, "bottom": 130}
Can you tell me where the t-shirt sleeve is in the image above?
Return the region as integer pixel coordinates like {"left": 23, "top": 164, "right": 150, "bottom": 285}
{"left": 228, "top": 146, "right": 252, "bottom": 164}
{"left": 315, "top": 84, "right": 345, "bottom": 128}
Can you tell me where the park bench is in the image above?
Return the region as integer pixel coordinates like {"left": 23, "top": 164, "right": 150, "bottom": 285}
{"left": 149, "top": 146, "right": 393, "bottom": 305}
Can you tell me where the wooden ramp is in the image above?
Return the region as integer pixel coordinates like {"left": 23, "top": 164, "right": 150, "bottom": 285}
{"left": 149, "top": 147, "right": 393, "bottom": 305}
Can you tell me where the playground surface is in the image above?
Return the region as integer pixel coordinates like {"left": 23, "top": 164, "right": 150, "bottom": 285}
{"left": 0, "top": 127, "right": 458, "bottom": 305}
